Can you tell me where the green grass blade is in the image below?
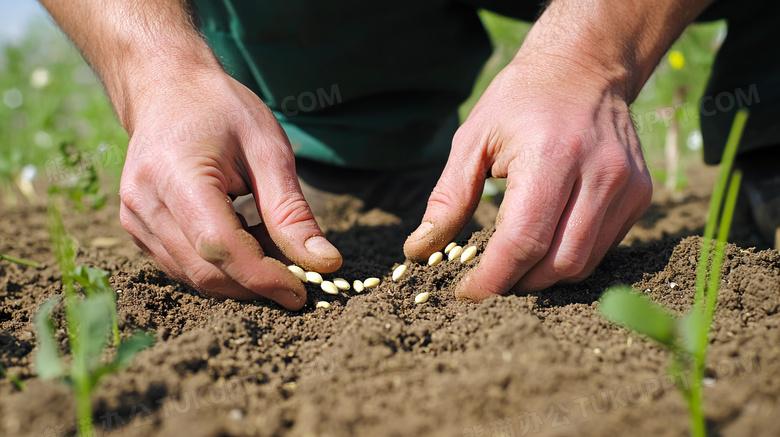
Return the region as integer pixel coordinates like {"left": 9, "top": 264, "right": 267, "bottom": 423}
{"left": 693, "top": 109, "right": 748, "bottom": 312}
{"left": 599, "top": 286, "right": 678, "bottom": 348}
{"left": 0, "top": 254, "right": 41, "bottom": 268}
{"left": 704, "top": 169, "right": 742, "bottom": 327}
{"left": 33, "top": 297, "right": 66, "bottom": 379}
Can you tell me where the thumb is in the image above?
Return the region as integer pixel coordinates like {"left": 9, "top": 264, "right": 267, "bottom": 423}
{"left": 403, "top": 139, "right": 487, "bottom": 262}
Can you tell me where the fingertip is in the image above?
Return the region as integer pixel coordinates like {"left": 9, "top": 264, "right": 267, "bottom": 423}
{"left": 303, "top": 236, "right": 342, "bottom": 272}
{"left": 453, "top": 269, "right": 503, "bottom": 301}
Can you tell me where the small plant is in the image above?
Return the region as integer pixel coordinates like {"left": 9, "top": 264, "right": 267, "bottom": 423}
{"left": 34, "top": 197, "right": 153, "bottom": 437}
{"left": 0, "top": 363, "right": 26, "bottom": 391}
{"left": 599, "top": 109, "right": 748, "bottom": 437}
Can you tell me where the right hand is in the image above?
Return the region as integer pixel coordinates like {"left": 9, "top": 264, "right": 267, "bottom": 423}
{"left": 119, "top": 70, "right": 342, "bottom": 310}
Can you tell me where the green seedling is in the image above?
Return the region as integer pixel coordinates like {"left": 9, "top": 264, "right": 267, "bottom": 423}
{"left": 599, "top": 109, "right": 748, "bottom": 437}
{"left": 48, "top": 142, "right": 107, "bottom": 211}
{"left": 35, "top": 197, "right": 153, "bottom": 437}
{"left": 0, "top": 363, "right": 26, "bottom": 391}
{"left": 0, "top": 253, "right": 42, "bottom": 268}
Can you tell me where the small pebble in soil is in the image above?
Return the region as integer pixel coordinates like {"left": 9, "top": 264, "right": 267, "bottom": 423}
{"left": 393, "top": 264, "right": 408, "bottom": 282}
{"left": 316, "top": 301, "right": 331, "bottom": 309}
{"left": 228, "top": 409, "right": 244, "bottom": 420}
{"left": 414, "top": 292, "right": 430, "bottom": 304}
{"left": 364, "top": 277, "right": 380, "bottom": 289}
{"left": 428, "top": 251, "right": 443, "bottom": 266}
{"left": 353, "top": 280, "right": 365, "bottom": 292}
{"left": 305, "top": 271, "right": 323, "bottom": 284}
{"left": 448, "top": 245, "right": 464, "bottom": 261}
{"left": 321, "top": 280, "right": 339, "bottom": 295}
{"left": 288, "top": 265, "right": 307, "bottom": 282}
{"left": 669, "top": 282, "right": 678, "bottom": 289}
{"left": 460, "top": 246, "right": 477, "bottom": 263}
{"left": 333, "top": 278, "right": 350, "bottom": 290}
{"left": 444, "top": 242, "right": 457, "bottom": 254}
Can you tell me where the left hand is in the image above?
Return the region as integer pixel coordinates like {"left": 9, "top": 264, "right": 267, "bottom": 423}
{"left": 404, "top": 53, "right": 653, "bottom": 299}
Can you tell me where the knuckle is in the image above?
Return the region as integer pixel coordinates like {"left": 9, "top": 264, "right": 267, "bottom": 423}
{"left": 187, "top": 262, "right": 225, "bottom": 291}
{"left": 504, "top": 228, "right": 551, "bottom": 263}
{"left": 118, "top": 182, "right": 145, "bottom": 215}
{"left": 268, "top": 195, "right": 315, "bottom": 229}
{"left": 553, "top": 250, "right": 589, "bottom": 278}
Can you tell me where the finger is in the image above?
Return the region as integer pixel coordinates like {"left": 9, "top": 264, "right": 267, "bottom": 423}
{"left": 403, "top": 131, "right": 488, "bottom": 262}
{"left": 454, "top": 158, "right": 576, "bottom": 300}
{"left": 159, "top": 176, "right": 306, "bottom": 309}
{"left": 122, "top": 201, "right": 264, "bottom": 301}
{"left": 240, "top": 128, "right": 341, "bottom": 273}
{"left": 514, "top": 179, "right": 608, "bottom": 290}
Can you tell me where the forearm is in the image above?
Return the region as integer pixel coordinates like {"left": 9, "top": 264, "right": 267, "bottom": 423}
{"left": 516, "top": 0, "right": 713, "bottom": 101}
{"left": 39, "top": 0, "right": 222, "bottom": 130}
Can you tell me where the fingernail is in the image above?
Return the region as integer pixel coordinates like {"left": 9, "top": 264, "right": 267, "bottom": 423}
{"left": 407, "top": 221, "right": 434, "bottom": 243}
{"left": 272, "top": 288, "right": 305, "bottom": 311}
{"left": 304, "top": 236, "right": 339, "bottom": 259}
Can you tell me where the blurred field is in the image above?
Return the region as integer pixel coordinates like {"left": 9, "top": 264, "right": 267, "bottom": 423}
{"left": 0, "top": 10, "right": 724, "bottom": 207}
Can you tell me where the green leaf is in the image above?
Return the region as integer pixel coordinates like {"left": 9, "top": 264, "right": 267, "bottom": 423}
{"left": 114, "top": 332, "right": 155, "bottom": 369}
{"left": 73, "top": 265, "right": 113, "bottom": 296}
{"left": 599, "top": 286, "right": 678, "bottom": 348}
{"left": 33, "top": 297, "right": 66, "bottom": 379}
{"left": 71, "top": 293, "right": 115, "bottom": 374}
{"left": 680, "top": 309, "right": 705, "bottom": 357}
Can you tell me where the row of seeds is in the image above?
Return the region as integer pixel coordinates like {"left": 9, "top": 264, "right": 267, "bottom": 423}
{"left": 289, "top": 243, "right": 479, "bottom": 309}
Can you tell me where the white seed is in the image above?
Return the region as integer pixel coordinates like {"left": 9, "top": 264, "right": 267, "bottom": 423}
{"left": 392, "top": 264, "right": 408, "bottom": 282}
{"left": 460, "top": 246, "right": 477, "bottom": 263}
{"left": 288, "top": 265, "right": 307, "bottom": 282}
{"left": 448, "top": 245, "right": 463, "bottom": 261}
{"left": 444, "top": 242, "right": 457, "bottom": 254}
{"left": 364, "top": 277, "right": 380, "bottom": 289}
{"left": 315, "top": 301, "right": 331, "bottom": 309}
{"left": 333, "top": 278, "right": 350, "bottom": 290}
{"left": 305, "top": 271, "right": 323, "bottom": 284}
{"left": 427, "top": 251, "right": 443, "bottom": 266}
{"left": 414, "top": 292, "right": 430, "bottom": 304}
{"left": 353, "top": 280, "right": 365, "bottom": 293}
{"left": 321, "top": 280, "right": 339, "bottom": 295}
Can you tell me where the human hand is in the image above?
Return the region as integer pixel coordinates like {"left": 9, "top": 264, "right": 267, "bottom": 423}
{"left": 119, "top": 71, "right": 342, "bottom": 310}
{"left": 404, "top": 54, "right": 652, "bottom": 300}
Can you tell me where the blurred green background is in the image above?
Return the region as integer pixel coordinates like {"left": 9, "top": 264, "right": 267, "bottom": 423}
{"left": 0, "top": 6, "right": 725, "bottom": 207}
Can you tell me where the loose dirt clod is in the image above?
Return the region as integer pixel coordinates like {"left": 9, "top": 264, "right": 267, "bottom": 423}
{"left": 305, "top": 271, "right": 323, "bottom": 284}
{"left": 321, "top": 280, "right": 339, "bottom": 295}
{"left": 428, "top": 252, "right": 443, "bottom": 266}
{"left": 392, "top": 264, "right": 408, "bottom": 282}
{"left": 363, "top": 277, "right": 380, "bottom": 289}
{"left": 333, "top": 278, "right": 350, "bottom": 290}
{"left": 414, "top": 292, "right": 430, "bottom": 304}
{"left": 287, "top": 265, "right": 307, "bottom": 282}
{"left": 460, "top": 246, "right": 477, "bottom": 263}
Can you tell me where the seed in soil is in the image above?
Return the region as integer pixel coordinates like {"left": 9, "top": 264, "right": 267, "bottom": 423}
{"left": 315, "top": 301, "right": 331, "bottom": 309}
{"left": 392, "top": 264, "right": 408, "bottom": 282}
{"left": 414, "top": 292, "right": 430, "bottom": 304}
{"left": 321, "top": 281, "right": 339, "bottom": 295}
{"left": 353, "top": 280, "right": 365, "bottom": 293}
{"left": 448, "top": 245, "right": 464, "bottom": 261}
{"left": 364, "top": 277, "right": 380, "bottom": 289}
{"left": 460, "top": 246, "right": 477, "bottom": 263}
{"left": 444, "top": 242, "right": 457, "bottom": 254}
{"left": 288, "top": 265, "right": 307, "bottom": 282}
{"left": 305, "top": 271, "right": 323, "bottom": 284}
{"left": 333, "top": 278, "right": 350, "bottom": 290}
{"left": 428, "top": 252, "right": 443, "bottom": 266}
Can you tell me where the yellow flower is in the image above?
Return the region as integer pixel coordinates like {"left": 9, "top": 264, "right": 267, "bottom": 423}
{"left": 669, "top": 51, "right": 685, "bottom": 70}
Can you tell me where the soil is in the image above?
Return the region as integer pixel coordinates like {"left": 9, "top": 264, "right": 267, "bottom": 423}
{"left": 1, "top": 164, "right": 779, "bottom": 437}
